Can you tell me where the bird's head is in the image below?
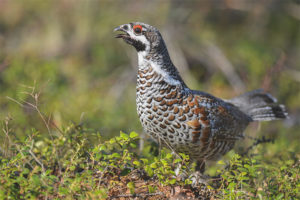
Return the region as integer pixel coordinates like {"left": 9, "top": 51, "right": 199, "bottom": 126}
{"left": 114, "top": 22, "right": 186, "bottom": 87}
{"left": 114, "top": 22, "right": 162, "bottom": 54}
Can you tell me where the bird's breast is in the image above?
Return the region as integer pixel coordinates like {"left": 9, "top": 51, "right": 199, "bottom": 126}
{"left": 135, "top": 64, "right": 247, "bottom": 161}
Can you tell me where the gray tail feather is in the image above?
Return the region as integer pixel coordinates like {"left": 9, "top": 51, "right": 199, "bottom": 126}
{"left": 228, "top": 89, "right": 288, "bottom": 121}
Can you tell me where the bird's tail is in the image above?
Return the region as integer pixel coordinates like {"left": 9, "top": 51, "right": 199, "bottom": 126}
{"left": 228, "top": 89, "right": 288, "bottom": 121}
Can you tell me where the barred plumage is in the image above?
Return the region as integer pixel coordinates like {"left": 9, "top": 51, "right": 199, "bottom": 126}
{"left": 114, "top": 22, "right": 287, "bottom": 172}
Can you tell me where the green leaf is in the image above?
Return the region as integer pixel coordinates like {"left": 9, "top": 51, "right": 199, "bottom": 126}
{"left": 32, "top": 174, "right": 41, "bottom": 186}
{"left": 227, "top": 182, "right": 236, "bottom": 189}
{"left": 207, "top": 185, "right": 214, "bottom": 190}
{"left": 140, "top": 158, "right": 149, "bottom": 165}
{"left": 244, "top": 164, "right": 251, "bottom": 169}
{"left": 112, "top": 153, "right": 121, "bottom": 158}
{"left": 99, "top": 145, "right": 107, "bottom": 151}
{"left": 120, "top": 131, "right": 129, "bottom": 139}
{"left": 150, "top": 163, "right": 157, "bottom": 169}
{"left": 133, "top": 161, "right": 141, "bottom": 167}
{"left": 120, "top": 168, "right": 131, "bottom": 176}
{"left": 59, "top": 187, "right": 69, "bottom": 195}
{"left": 148, "top": 185, "right": 156, "bottom": 193}
{"left": 129, "top": 143, "right": 137, "bottom": 148}
{"left": 22, "top": 168, "right": 30, "bottom": 175}
{"left": 275, "top": 193, "right": 284, "bottom": 200}
{"left": 109, "top": 138, "right": 116, "bottom": 144}
{"left": 165, "top": 153, "right": 172, "bottom": 159}
{"left": 69, "top": 165, "right": 76, "bottom": 171}
{"left": 241, "top": 172, "right": 248, "bottom": 176}
{"left": 127, "top": 182, "right": 135, "bottom": 194}
{"left": 185, "top": 179, "right": 192, "bottom": 185}
{"left": 129, "top": 131, "right": 139, "bottom": 138}
{"left": 217, "top": 160, "right": 225, "bottom": 165}
{"left": 144, "top": 166, "right": 154, "bottom": 177}
{"left": 161, "top": 159, "right": 168, "bottom": 166}
{"left": 168, "top": 178, "right": 176, "bottom": 185}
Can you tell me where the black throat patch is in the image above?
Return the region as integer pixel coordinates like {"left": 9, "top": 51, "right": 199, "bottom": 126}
{"left": 132, "top": 39, "right": 146, "bottom": 52}
{"left": 124, "top": 37, "right": 146, "bottom": 52}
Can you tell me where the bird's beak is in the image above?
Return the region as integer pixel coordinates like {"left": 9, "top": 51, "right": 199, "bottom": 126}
{"left": 114, "top": 25, "right": 130, "bottom": 39}
{"left": 113, "top": 26, "right": 122, "bottom": 32}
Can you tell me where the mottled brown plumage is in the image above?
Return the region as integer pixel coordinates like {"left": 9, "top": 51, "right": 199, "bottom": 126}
{"left": 114, "top": 22, "right": 287, "bottom": 172}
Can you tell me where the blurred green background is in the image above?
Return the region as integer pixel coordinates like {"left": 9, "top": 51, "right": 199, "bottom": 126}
{"left": 0, "top": 0, "right": 299, "bottom": 155}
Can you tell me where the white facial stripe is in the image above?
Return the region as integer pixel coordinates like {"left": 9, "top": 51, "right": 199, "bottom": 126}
{"left": 132, "top": 25, "right": 181, "bottom": 86}
{"left": 135, "top": 35, "right": 149, "bottom": 47}
{"left": 150, "top": 61, "right": 181, "bottom": 85}
{"left": 138, "top": 52, "right": 181, "bottom": 86}
{"left": 127, "top": 27, "right": 150, "bottom": 51}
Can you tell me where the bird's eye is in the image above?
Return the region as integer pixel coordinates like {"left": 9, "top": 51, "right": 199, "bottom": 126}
{"left": 133, "top": 25, "right": 142, "bottom": 34}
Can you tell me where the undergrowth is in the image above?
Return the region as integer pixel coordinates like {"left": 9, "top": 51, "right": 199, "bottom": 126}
{"left": 0, "top": 87, "right": 299, "bottom": 199}
{"left": 0, "top": 87, "right": 300, "bottom": 199}
{"left": 1, "top": 122, "right": 299, "bottom": 199}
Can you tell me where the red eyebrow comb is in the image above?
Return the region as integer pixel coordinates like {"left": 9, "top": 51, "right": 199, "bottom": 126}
{"left": 133, "top": 25, "right": 142, "bottom": 30}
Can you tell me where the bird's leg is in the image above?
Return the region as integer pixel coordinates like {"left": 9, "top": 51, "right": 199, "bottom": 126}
{"left": 174, "top": 162, "right": 190, "bottom": 182}
{"left": 190, "top": 160, "right": 210, "bottom": 186}
{"left": 171, "top": 151, "right": 190, "bottom": 181}
{"left": 139, "top": 131, "right": 146, "bottom": 152}
{"left": 172, "top": 152, "right": 187, "bottom": 177}
{"left": 195, "top": 160, "right": 206, "bottom": 173}
{"left": 174, "top": 162, "right": 182, "bottom": 176}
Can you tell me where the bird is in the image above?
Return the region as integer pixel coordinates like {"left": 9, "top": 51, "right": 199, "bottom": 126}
{"left": 114, "top": 22, "right": 288, "bottom": 175}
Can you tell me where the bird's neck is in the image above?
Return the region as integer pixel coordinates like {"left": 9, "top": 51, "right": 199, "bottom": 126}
{"left": 137, "top": 44, "right": 187, "bottom": 87}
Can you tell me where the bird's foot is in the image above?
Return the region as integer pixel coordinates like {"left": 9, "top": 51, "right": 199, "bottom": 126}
{"left": 174, "top": 163, "right": 189, "bottom": 181}
{"left": 189, "top": 171, "right": 210, "bottom": 187}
